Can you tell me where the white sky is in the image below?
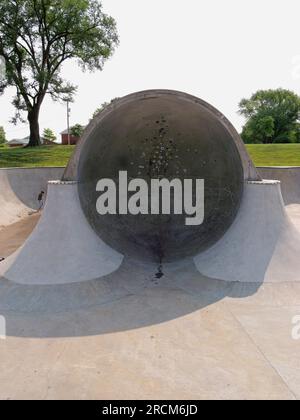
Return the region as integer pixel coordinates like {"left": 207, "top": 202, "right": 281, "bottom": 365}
{"left": 1, "top": 0, "right": 300, "bottom": 141}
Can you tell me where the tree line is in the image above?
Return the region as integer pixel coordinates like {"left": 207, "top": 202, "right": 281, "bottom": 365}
{"left": 239, "top": 89, "right": 300, "bottom": 144}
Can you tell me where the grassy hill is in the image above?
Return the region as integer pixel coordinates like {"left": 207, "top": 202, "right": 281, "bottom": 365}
{"left": 0, "top": 145, "right": 75, "bottom": 168}
{"left": 246, "top": 144, "right": 300, "bottom": 167}
{"left": 1, "top": 144, "right": 300, "bottom": 168}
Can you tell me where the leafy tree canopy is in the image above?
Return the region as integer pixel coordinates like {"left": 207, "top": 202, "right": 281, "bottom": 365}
{"left": 239, "top": 89, "right": 300, "bottom": 144}
{"left": 70, "top": 123, "right": 84, "bottom": 137}
{"left": 93, "top": 97, "right": 119, "bottom": 119}
{"left": 43, "top": 127, "right": 56, "bottom": 142}
{"left": 0, "top": 0, "right": 119, "bottom": 146}
{"left": 0, "top": 126, "right": 6, "bottom": 144}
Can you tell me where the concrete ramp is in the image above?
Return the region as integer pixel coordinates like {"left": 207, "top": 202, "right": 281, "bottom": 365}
{"left": 2, "top": 93, "right": 300, "bottom": 286}
{"left": 194, "top": 181, "right": 300, "bottom": 283}
{"left": 2, "top": 179, "right": 300, "bottom": 285}
{"left": 0, "top": 167, "right": 64, "bottom": 230}
{"left": 258, "top": 166, "right": 300, "bottom": 231}
{"left": 0, "top": 181, "right": 123, "bottom": 285}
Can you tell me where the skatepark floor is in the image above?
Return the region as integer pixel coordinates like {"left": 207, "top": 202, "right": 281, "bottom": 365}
{"left": 0, "top": 213, "right": 300, "bottom": 400}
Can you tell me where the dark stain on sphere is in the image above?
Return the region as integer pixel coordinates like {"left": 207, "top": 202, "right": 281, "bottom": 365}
{"left": 78, "top": 93, "right": 244, "bottom": 262}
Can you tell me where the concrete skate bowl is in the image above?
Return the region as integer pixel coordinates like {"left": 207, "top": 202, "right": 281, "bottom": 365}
{"left": 0, "top": 167, "right": 64, "bottom": 230}
{"left": 0, "top": 89, "right": 267, "bottom": 338}
{"left": 64, "top": 89, "right": 260, "bottom": 264}
{"left": 4, "top": 90, "right": 300, "bottom": 339}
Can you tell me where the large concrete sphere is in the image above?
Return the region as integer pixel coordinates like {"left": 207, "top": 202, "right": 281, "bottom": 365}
{"left": 78, "top": 91, "right": 244, "bottom": 262}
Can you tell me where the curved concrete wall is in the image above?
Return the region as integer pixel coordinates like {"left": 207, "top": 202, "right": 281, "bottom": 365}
{"left": 194, "top": 180, "right": 300, "bottom": 283}
{"left": 258, "top": 167, "right": 300, "bottom": 205}
{"left": 0, "top": 182, "right": 123, "bottom": 285}
{"left": 3, "top": 179, "right": 300, "bottom": 285}
{"left": 0, "top": 167, "right": 64, "bottom": 229}
{"left": 0, "top": 167, "right": 64, "bottom": 210}
{"left": 63, "top": 90, "right": 261, "bottom": 182}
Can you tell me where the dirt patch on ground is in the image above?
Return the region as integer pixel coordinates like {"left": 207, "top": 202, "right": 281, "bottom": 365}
{"left": 0, "top": 213, "right": 40, "bottom": 258}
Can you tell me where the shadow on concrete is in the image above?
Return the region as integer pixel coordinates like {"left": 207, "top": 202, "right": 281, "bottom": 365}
{"left": 0, "top": 257, "right": 262, "bottom": 338}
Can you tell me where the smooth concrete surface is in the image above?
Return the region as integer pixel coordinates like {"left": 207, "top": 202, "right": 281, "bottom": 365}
{"left": 0, "top": 213, "right": 40, "bottom": 259}
{"left": 0, "top": 266, "right": 300, "bottom": 399}
{"left": 0, "top": 167, "right": 64, "bottom": 230}
{"left": 0, "top": 182, "right": 123, "bottom": 285}
{"left": 0, "top": 160, "right": 299, "bottom": 400}
{"left": 258, "top": 166, "right": 300, "bottom": 205}
{"left": 1, "top": 171, "right": 300, "bottom": 398}
{"left": 0, "top": 214, "right": 300, "bottom": 399}
{"left": 2, "top": 178, "right": 300, "bottom": 286}
{"left": 194, "top": 181, "right": 300, "bottom": 283}
{"left": 259, "top": 167, "right": 300, "bottom": 231}
{"left": 0, "top": 170, "right": 32, "bottom": 230}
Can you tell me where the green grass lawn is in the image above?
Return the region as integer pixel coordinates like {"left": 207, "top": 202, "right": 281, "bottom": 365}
{"left": 1, "top": 143, "right": 300, "bottom": 168}
{"left": 246, "top": 144, "right": 300, "bottom": 167}
{"left": 0, "top": 145, "right": 75, "bottom": 168}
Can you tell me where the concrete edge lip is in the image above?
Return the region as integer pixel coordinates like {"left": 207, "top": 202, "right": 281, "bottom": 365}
{"left": 0, "top": 166, "right": 65, "bottom": 171}
{"left": 48, "top": 180, "right": 77, "bottom": 185}
{"left": 247, "top": 180, "right": 281, "bottom": 185}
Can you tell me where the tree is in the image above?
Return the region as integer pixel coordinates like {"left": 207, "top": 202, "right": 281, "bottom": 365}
{"left": 0, "top": 126, "right": 6, "bottom": 144}
{"left": 0, "top": 1, "right": 119, "bottom": 147}
{"left": 43, "top": 127, "right": 56, "bottom": 142}
{"left": 239, "top": 89, "right": 300, "bottom": 144}
{"left": 93, "top": 97, "right": 119, "bottom": 119}
{"left": 70, "top": 123, "right": 84, "bottom": 138}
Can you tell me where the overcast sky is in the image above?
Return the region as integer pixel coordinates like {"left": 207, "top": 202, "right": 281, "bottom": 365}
{"left": 1, "top": 0, "right": 300, "bottom": 141}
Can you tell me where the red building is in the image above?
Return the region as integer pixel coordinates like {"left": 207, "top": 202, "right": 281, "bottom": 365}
{"left": 60, "top": 129, "right": 80, "bottom": 145}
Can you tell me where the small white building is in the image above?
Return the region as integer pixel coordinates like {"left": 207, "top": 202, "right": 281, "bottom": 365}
{"left": 7, "top": 136, "right": 49, "bottom": 147}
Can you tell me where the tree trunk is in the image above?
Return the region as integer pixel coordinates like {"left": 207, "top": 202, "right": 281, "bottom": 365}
{"left": 27, "top": 108, "right": 41, "bottom": 147}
